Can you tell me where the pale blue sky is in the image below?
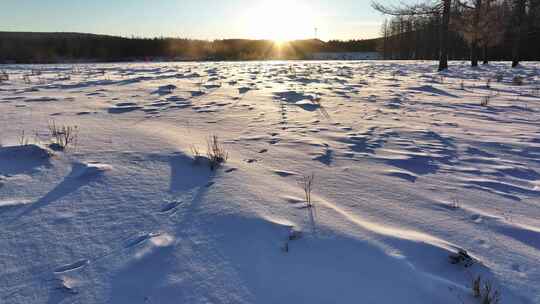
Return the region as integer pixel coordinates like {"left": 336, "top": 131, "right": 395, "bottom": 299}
{"left": 0, "top": 0, "right": 385, "bottom": 40}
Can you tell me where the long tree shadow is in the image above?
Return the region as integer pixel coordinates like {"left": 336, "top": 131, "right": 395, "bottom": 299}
{"left": 16, "top": 163, "right": 100, "bottom": 218}
{"left": 381, "top": 129, "right": 458, "bottom": 177}
{"left": 0, "top": 145, "right": 52, "bottom": 176}
{"left": 106, "top": 153, "right": 216, "bottom": 303}
{"left": 169, "top": 153, "right": 215, "bottom": 194}
{"left": 407, "top": 85, "right": 459, "bottom": 98}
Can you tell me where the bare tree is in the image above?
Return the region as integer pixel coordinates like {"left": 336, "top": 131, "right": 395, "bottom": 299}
{"left": 372, "top": 0, "right": 452, "bottom": 71}
{"left": 471, "top": 0, "right": 483, "bottom": 66}
{"left": 527, "top": 0, "right": 540, "bottom": 59}
{"left": 440, "top": 0, "right": 452, "bottom": 70}
{"left": 511, "top": 0, "right": 527, "bottom": 67}
{"left": 379, "top": 19, "right": 390, "bottom": 59}
{"left": 300, "top": 174, "right": 315, "bottom": 208}
{"left": 480, "top": 0, "right": 506, "bottom": 64}
{"left": 453, "top": 0, "right": 506, "bottom": 66}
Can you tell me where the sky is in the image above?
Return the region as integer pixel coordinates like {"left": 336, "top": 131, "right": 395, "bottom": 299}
{"left": 0, "top": 0, "right": 386, "bottom": 41}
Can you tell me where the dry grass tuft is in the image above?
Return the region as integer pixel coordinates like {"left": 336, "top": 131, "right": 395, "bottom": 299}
{"left": 48, "top": 120, "right": 79, "bottom": 151}
{"left": 472, "top": 276, "right": 501, "bottom": 304}
{"left": 206, "top": 135, "right": 228, "bottom": 170}
{"left": 300, "top": 173, "right": 315, "bottom": 208}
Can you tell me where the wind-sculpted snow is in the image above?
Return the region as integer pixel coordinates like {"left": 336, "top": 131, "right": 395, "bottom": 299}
{"left": 0, "top": 61, "right": 539, "bottom": 304}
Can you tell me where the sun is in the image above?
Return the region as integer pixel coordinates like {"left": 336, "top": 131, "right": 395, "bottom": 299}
{"left": 243, "top": 0, "right": 316, "bottom": 42}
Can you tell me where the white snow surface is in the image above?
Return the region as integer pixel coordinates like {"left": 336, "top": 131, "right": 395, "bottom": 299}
{"left": 0, "top": 61, "right": 539, "bottom": 303}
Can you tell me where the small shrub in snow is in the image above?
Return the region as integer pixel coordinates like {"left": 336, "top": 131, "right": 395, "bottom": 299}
{"left": 531, "top": 87, "right": 540, "bottom": 97}
{"left": 289, "top": 228, "right": 302, "bottom": 241}
{"left": 300, "top": 173, "right": 315, "bottom": 208}
{"left": 159, "top": 84, "right": 176, "bottom": 93}
{"left": 56, "top": 73, "right": 71, "bottom": 81}
{"left": 486, "top": 78, "right": 491, "bottom": 89}
{"left": 282, "top": 227, "right": 303, "bottom": 253}
{"left": 460, "top": 80, "right": 465, "bottom": 90}
{"left": 449, "top": 248, "right": 474, "bottom": 267}
{"left": 23, "top": 74, "right": 31, "bottom": 84}
{"left": 473, "top": 276, "right": 482, "bottom": 298}
{"left": 289, "top": 65, "right": 296, "bottom": 75}
{"left": 512, "top": 76, "right": 524, "bottom": 86}
{"left": 0, "top": 70, "right": 8, "bottom": 82}
{"left": 18, "top": 130, "right": 30, "bottom": 146}
{"left": 48, "top": 120, "right": 79, "bottom": 151}
{"left": 480, "top": 96, "right": 490, "bottom": 107}
{"left": 206, "top": 135, "right": 228, "bottom": 170}
{"left": 481, "top": 281, "right": 501, "bottom": 304}
{"left": 391, "top": 71, "right": 399, "bottom": 81}
{"left": 450, "top": 197, "right": 460, "bottom": 210}
{"left": 190, "top": 145, "right": 202, "bottom": 164}
{"left": 472, "top": 276, "right": 501, "bottom": 304}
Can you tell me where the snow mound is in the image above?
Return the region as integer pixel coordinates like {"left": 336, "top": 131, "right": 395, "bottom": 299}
{"left": 0, "top": 144, "right": 51, "bottom": 159}
{"left": 274, "top": 91, "right": 322, "bottom": 111}
{"left": 0, "top": 144, "right": 52, "bottom": 175}
{"left": 2, "top": 61, "right": 539, "bottom": 304}
{"left": 0, "top": 199, "right": 32, "bottom": 207}
{"left": 73, "top": 162, "right": 112, "bottom": 178}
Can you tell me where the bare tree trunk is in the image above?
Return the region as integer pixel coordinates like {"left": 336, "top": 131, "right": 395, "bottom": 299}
{"left": 399, "top": 17, "right": 406, "bottom": 59}
{"left": 381, "top": 19, "right": 389, "bottom": 59}
{"left": 438, "top": 0, "right": 451, "bottom": 71}
{"left": 471, "top": 0, "right": 481, "bottom": 67}
{"left": 531, "top": 0, "right": 540, "bottom": 60}
{"left": 512, "top": 0, "right": 526, "bottom": 67}
{"left": 482, "top": 43, "right": 489, "bottom": 64}
{"left": 471, "top": 41, "right": 479, "bottom": 66}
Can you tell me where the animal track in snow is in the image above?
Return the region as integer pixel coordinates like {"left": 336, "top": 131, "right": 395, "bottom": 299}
{"left": 54, "top": 259, "right": 89, "bottom": 273}
{"left": 124, "top": 232, "right": 161, "bottom": 248}
{"left": 159, "top": 200, "right": 183, "bottom": 213}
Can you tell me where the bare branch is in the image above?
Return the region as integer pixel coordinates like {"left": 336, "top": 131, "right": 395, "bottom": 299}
{"left": 372, "top": 1, "right": 442, "bottom": 16}
{"left": 454, "top": 0, "right": 475, "bottom": 10}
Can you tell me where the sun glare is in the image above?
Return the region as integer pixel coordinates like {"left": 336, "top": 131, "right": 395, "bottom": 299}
{"left": 243, "top": 0, "right": 316, "bottom": 42}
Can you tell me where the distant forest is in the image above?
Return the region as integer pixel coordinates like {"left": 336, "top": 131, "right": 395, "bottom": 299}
{"left": 3, "top": 0, "right": 540, "bottom": 67}
{"left": 0, "top": 32, "right": 378, "bottom": 63}
{"left": 380, "top": 12, "right": 540, "bottom": 61}
{"left": 376, "top": 0, "right": 540, "bottom": 66}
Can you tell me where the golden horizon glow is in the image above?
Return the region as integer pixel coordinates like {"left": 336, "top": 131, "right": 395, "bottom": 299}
{"left": 242, "top": 0, "right": 316, "bottom": 42}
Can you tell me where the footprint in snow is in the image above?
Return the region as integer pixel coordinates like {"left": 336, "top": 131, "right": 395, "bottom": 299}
{"left": 470, "top": 214, "right": 483, "bottom": 223}
{"left": 384, "top": 170, "right": 418, "bottom": 183}
{"left": 125, "top": 232, "right": 161, "bottom": 248}
{"left": 160, "top": 201, "right": 183, "bottom": 213}
{"left": 313, "top": 148, "right": 333, "bottom": 166}
{"left": 54, "top": 259, "right": 89, "bottom": 273}
{"left": 74, "top": 162, "right": 112, "bottom": 179}
{"left": 108, "top": 105, "right": 143, "bottom": 114}
{"left": 511, "top": 263, "right": 526, "bottom": 273}
{"left": 273, "top": 170, "right": 297, "bottom": 177}
{"left": 115, "top": 102, "right": 138, "bottom": 107}
{"left": 282, "top": 196, "right": 304, "bottom": 205}
{"left": 76, "top": 111, "right": 94, "bottom": 115}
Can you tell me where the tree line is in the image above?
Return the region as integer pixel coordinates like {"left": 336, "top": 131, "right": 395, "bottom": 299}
{"left": 374, "top": 0, "right": 540, "bottom": 70}
{"left": 0, "top": 32, "right": 379, "bottom": 63}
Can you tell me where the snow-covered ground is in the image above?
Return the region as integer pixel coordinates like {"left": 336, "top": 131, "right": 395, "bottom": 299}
{"left": 1, "top": 61, "right": 539, "bottom": 304}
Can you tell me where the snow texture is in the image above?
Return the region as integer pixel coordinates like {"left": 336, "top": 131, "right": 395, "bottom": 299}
{"left": 1, "top": 61, "right": 539, "bottom": 303}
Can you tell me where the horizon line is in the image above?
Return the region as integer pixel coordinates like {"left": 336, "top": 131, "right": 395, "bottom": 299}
{"left": 0, "top": 30, "right": 381, "bottom": 42}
